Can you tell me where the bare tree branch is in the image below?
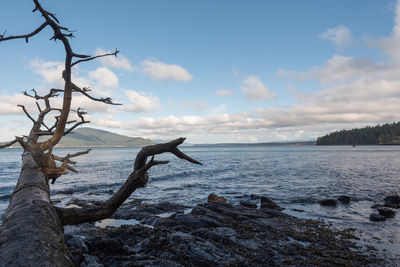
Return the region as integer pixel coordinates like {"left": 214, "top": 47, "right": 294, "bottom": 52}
{"left": 72, "top": 83, "right": 121, "bottom": 105}
{"left": 17, "top": 105, "right": 36, "bottom": 124}
{"left": 0, "top": 22, "right": 48, "bottom": 43}
{"left": 55, "top": 138, "right": 201, "bottom": 225}
{"left": 71, "top": 49, "right": 119, "bottom": 67}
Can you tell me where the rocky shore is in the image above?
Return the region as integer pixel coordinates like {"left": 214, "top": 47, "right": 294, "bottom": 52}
{"left": 64, "top": 194, "right": 383, "bottom": 266}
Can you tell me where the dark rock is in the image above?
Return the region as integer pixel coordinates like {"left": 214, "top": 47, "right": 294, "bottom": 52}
{"left": 384, "top": 195, "right": 400, "bottom": 208}
{"left": 250, "top": 194, "right": 260, "bottom": 200}
{"left": 338, "top": 195, "right": 351, "bottom": 204}
{"left": 378, "top": 207, "right": 396, "bottom": 218}
{"left": 239, "top": 201, "right": 257, "bottom": 209}
{"left": 260, "top": 202, "right": 284, "bottom": 211}
{"left": 319, "top": 198, "right": 337, "bottom": 206}
{"left": 369, "top": 213, "right": 386, "bottom": 222}
{"left": 207, "top": 193, "right": 226, "bottom": 203}
{"left": 260, "top": 196, "right": 275, "bottom": 205}
{"left": 67, "top": 199, "right": 383, "bottom": 266}
{"left": 371, "top": 204, "right": 384, "bottom": 209}
{"left": 58, "top": 190, "right": 73, "bottom": 195}
{"left": 80, "top": 253, "right": 103, "bottom": 267}
{"left": 259, "top": 196, "right": 284, "bottom": 210}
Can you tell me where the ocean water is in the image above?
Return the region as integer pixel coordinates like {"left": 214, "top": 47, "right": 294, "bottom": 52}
{"left": 0, "top": 145, "right": 399, "bottom": 261}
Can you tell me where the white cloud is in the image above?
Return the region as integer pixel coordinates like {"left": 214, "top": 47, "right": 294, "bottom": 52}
{"left": 123, "top": 90, "right": 160, "bottom": 113}
{"left": 368, "top": 1, "right": 400, "bottom": 58}
{"left": 319, "top": 25, "right": 352, "bottom": 47}
{"left": 30, "top": 59, "right": 64, "bottom": 88}
{"left": 241, "top": 75, "right": 276, "bottom": 101}
{"left": 142, "top": 59, "right": 193, "bottom": 82}
{"left": 215, "top": 88, "right": 233, "bottom": 96}
{"left": 95, "top": 48, "right": 135, "bottom": 72}
{"left": 180, "top": 101, "right": 208, "bottom": 111}
{"left": 88, "top": 67, "right": 119, "bottom": 89}
{"left": 276, "top": 55, "right": 394, "bottom": 86}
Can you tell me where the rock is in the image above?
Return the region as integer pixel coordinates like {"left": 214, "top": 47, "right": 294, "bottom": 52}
{"left": 384, "top": 195, "right": 400, "bottom": 208}
{"left": 250, "top": 194, "right": 260, "bottom": 200}
{"left": 239, "top": 201, "right": 257, "bottom": 208}
{"left": 369, "top": 213, "right": 386, "bottom": 222}
{"left": 260, "top": 196, "right": 275, "bottom": 205}
{"left": 338, "top": 195, "right": 351, "bottom": 204}
{"left": 260, "top": 202, "right": 284, "bottom": 211}
{"left": 207, "top": 193, "right": 226, "bottom": 203}
{"left": 319, "top": 198, "right": 337, "bottom": 206}
{"left": 80, "top": 254, "right": 103, "bottom": 267}
{"left": 371, "top": 204, "right": 384, "bottom": 209}
{"left": 378, "top": 207, "right": 396, "bottom": 218}
{"left": 58, "top": 190, "right": 73, "bottom": 195}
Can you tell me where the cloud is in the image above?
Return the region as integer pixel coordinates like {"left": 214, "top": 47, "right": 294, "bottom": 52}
{"left": 88, "top": 67, "right": 119, "bottom": 88}
{"left": 95, "top": 49, "right": 135, "bottom": 72}
{"left": 276, "top": 55, "right": 393, "bottom": 86}
{"left": 142, "top": 59, "right": 193, "bottom": 82}
{"left": 30, "top": 59, "right": 65, "bottom": 88}
{"left": 180, "top": 100, "right": 208, "bottom": 111}
{"left": 367, "top": 0, "right": 400, "bottom": 58}
{"left": 215, "top": 88, "right": 233, "bottom": 96}
{"left": 319, "top": 25, "right": 352, "bottom": 47}
{"left": 241, "top": 75, "right": 276, "bottom": 101}
{"left": 123, "top": 90, "right": 160, "bottom": 113}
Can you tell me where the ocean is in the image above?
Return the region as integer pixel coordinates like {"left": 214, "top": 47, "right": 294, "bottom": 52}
{"left": 0, "top": 145, "right": 399, "bottom": 261}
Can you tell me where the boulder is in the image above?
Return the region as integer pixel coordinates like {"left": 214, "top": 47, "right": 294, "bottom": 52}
{"left": 208, "top": 194, "right": 227, "bottom": 203}
{"left": 384, "top": 195, "right": 400, "bottom": 208}
{"left": 239, "top": 201, "right": 257, "bottom": 209}
{"left": 338, "top": 195, "right": 351, "bottom": 204}
{"left": 369, "top": 213, "right": 386, "bottom": 222}
{"left": 319, "top": 198, "right": 337, "bottom": 206}
{"left": 377, "top": 207, "right": 396, "bottom": 218}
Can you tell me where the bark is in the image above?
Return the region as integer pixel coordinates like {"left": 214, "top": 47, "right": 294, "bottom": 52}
{"left": 0, "top": 149, "right": 73, "bottom": 266}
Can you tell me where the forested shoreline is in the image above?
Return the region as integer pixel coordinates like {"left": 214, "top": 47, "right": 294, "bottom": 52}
{"left": 316, "top": 122, "right": 400, "bottom": 145}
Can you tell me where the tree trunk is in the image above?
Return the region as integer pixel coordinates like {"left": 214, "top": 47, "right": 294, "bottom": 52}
{"left": 0, "top": 150, "right": 73, "bottom": 266}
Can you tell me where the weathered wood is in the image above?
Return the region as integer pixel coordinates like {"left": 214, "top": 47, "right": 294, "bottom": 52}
{"left": 0, "top": 150, "right": 73, "bottom": 266}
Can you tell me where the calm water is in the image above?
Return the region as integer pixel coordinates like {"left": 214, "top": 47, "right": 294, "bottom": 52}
{"left": 0, "top": 145, "right": 399, "bottom": 261}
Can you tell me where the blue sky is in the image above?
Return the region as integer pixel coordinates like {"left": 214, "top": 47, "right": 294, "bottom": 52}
{"left": 1, "top": 0, "right": 399, "bottom": 143}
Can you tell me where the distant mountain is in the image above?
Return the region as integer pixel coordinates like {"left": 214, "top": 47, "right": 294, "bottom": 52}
{"left": 316, "top": 122, "right": 400, "bottom": 145}
{"left": 55, "top": 127, "right": 154, "bottom": 147}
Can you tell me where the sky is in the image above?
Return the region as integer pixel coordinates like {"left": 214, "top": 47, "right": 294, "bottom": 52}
{"left": 0, "top": 0, "right": 400, "bottom": 143}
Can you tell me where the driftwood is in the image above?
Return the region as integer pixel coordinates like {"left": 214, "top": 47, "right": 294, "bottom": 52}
{"left": 0, "top": 1, "right": 201, "bottom": 265}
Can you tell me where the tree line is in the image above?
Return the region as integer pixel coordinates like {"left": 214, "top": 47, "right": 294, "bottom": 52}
{"left": 316, "top": 122, "right": 400, "bottom": 145}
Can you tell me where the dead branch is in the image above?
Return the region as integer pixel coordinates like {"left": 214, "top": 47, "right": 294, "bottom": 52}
{"left": 17, "top": 105, "right": 36, "bottom": 124}
{"left": 71, "top": 48, "right": 119, "bottom": 67}
{"left": 0, "top": 22, "right": 48, "bottom": 43}
{"left": 72, "top": 83, "right": 121, "bottom": 105}
{"left": 56, "top": 138, "right": 201, "bottom": 225}
{"left": 0, "top": 138, "right": 24, "bottom": 148}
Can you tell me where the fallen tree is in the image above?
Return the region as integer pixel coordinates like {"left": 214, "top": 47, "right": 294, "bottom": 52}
{"left": 0, "top": 1, "right": 201, "bottom": 265}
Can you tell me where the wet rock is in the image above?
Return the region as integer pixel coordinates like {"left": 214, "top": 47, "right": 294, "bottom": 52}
{"left": 378, "top": 207, "right": 396, "bottom": 218}
{"left": 260, "top": 202, "right": 284, "bottom": 211}
{"left": 369, "top": 213, "right": 386, "bottom": 222}
{"left": 113, "top": 202, "right": 188, "bottom": 220}
{"left": 338, "top": 195, "right": 351, "bottom": 204}
{"left": 384, "top": 195, "right": 400, "bottom": 208}
{"left": 58, "top": 189, "right": 73, "bottom": 195}
{"left": 207, "top": 193, "right": 227, "bottom": 203}
{"left": 371, "top": 203, "right": 384, "bottom": 209}
{"left": 67, "top": 200, "right": 383, "bottom": 266}
{"left": 260, "top": 196, "right": 275, "bottom": 204}
{"left": 259, "top": 196, "right": 284, "bottom": 210}
{"left": 80, "top": 253, "right": 103, "bottom": 267}
{"left": 65, "top": 234, "right": 88, "bottom": 265}
{"left": 319, "top": 198, "right": 337, "bottom": 206}
{"left": 239, "top": 200, "right": 257, "bottom": 208}
{"left": 250, "top": 194, "right": 260, "bottom": 200}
